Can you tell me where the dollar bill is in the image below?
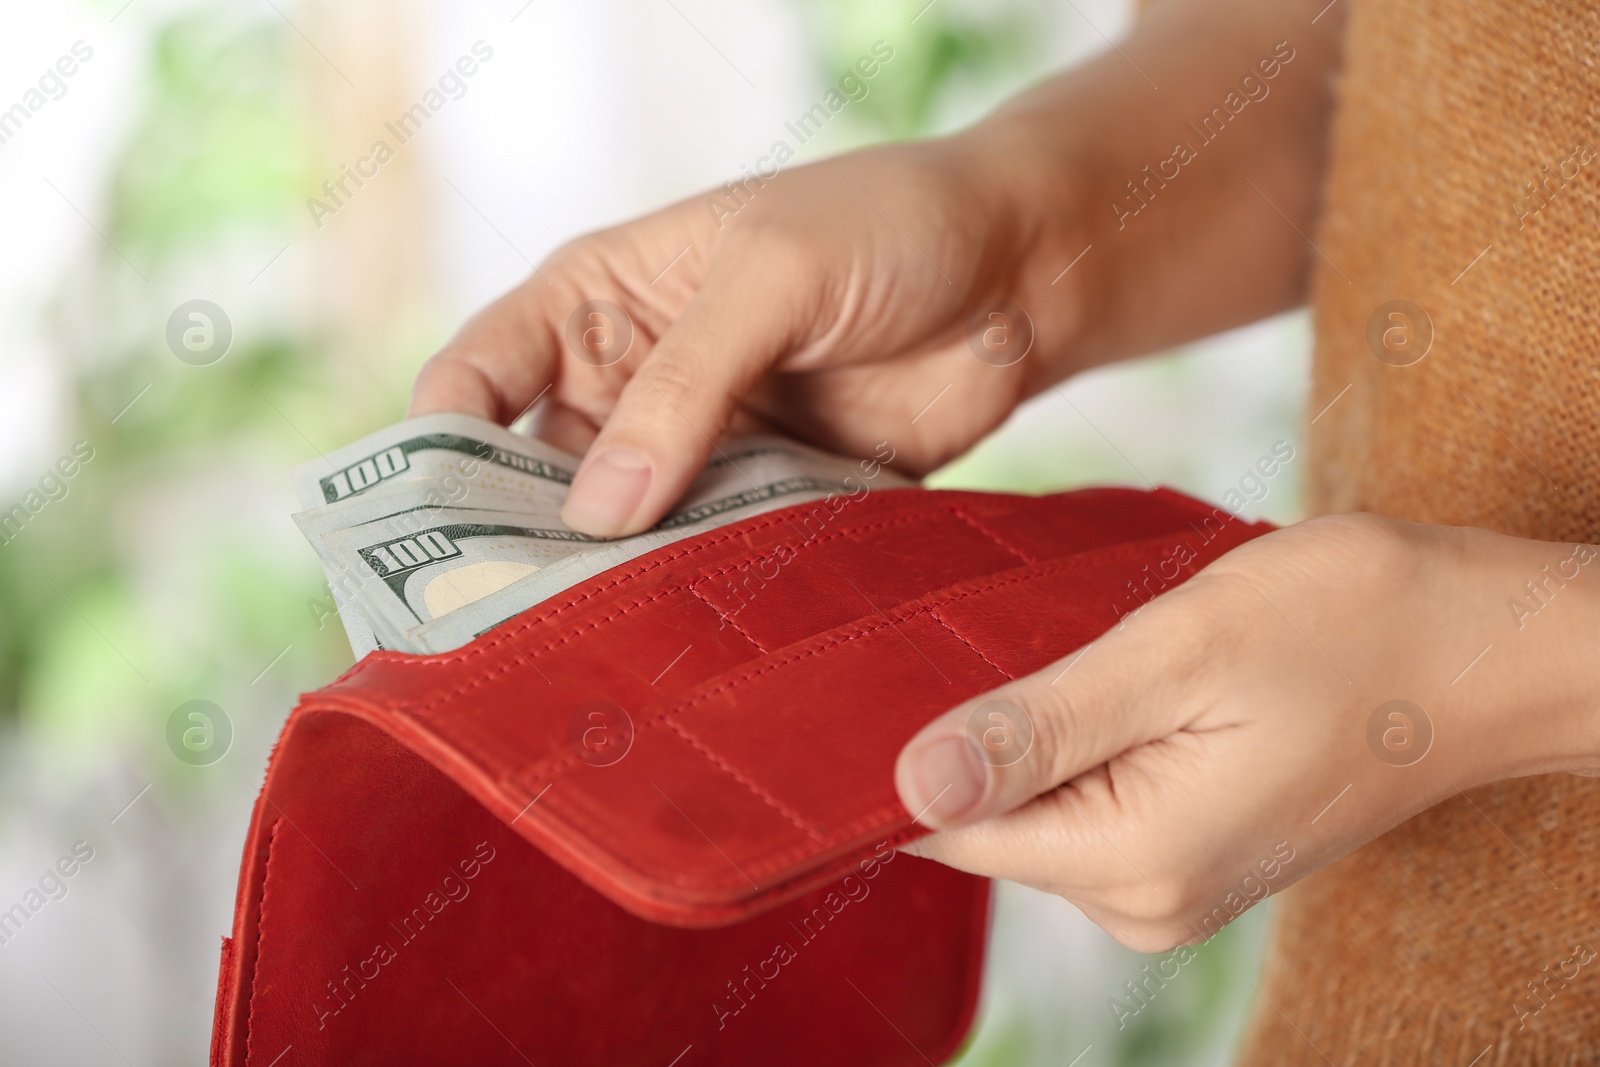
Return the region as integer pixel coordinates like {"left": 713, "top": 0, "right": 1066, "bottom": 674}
{"left": 401, "top": 472, "right": 865, "bottom": 653}
{"left": 291, "top": 413, "right": 580, "bottom": 655}
{"left": 294, "top": 481, "right": 560, "bottom": 653}
{"left": 291, "top": 414, "right": 908, "bottom": 654}
{"left": 320, "top": 568, "right": 382, "bottom": 658}
{"left": 304, "top": 509, "right": 595, "bottom": 651}
{"left": 290, "top": 412, "right": 577, "bottom": 508}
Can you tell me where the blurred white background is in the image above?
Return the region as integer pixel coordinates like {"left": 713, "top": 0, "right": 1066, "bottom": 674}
{"left": 0, "top": 1, "right": 1307, "bottom": 1064}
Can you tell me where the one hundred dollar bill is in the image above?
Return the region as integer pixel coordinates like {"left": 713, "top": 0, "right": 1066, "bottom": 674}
{"left": 293, "top": 481, "right": 564, "bottom": 652}
{"left": 290, "top": 412, "right": 577, "bottom": 508}
{"left": 291, "top": 413, "right": 580, "bottom": 654}
{"left": 307, "top": 508, "right": 602, "bottom": 651}
{"left": 290, "top": 414, "right": 909, "bottom": 654}
{"left": 401, "top": 472, "right": 869, "bottom": 653}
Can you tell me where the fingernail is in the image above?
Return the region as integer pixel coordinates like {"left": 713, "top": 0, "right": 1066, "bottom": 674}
{"left": 563, "top": 446, "right": 652, "bottom": 536}
{"left": 906, "top": 736, "right": 987, "bottom": 825}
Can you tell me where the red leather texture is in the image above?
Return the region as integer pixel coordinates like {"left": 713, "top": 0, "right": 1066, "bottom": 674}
{"left": 212, "top": 485, "right": 1271, "bottom": 1067}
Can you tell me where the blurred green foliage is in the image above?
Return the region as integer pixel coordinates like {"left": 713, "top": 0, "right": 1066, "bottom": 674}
{"left": 110, "top": 17, "right": 307, "bottom": 257}
{"left": 3, "top": 8, "right": 352, "bottom": 781}
{"left": 803, "top": 0, "right": 1042, "bottom": 139}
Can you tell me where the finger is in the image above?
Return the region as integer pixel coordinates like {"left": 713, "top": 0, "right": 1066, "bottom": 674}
{"left": 548, "top": 389, "right": 780, "bottom": 449}
{"left": 409, "top": 279, "right": 562, "bottom": 422}
{"left": 903, "top": 772, "right": 1125, "bottom": 885}
{"left": 532, "top": 399, "right": 600, "bottom": 456}
{"left": 904, "top": 752, "right": 1299, "bottom": 953}
{"left": 560, "top": 252, "right": 806, "bottom": 537}
{"left": 894, "top": 613, "right": 1196, "bottom": 830}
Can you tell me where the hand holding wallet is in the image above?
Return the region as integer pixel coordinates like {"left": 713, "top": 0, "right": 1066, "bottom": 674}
{"left": 212, "top": 483, "right": 1270, "bottom": 1066}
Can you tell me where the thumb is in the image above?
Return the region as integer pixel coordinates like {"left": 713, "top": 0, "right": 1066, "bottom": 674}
{"left": 560, "top": 257, "right": 806, "bottom": 537}
{"left": 894, "top": 630, "right": 1183, "bottom": 830}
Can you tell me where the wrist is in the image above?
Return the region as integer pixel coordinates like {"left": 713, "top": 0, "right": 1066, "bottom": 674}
{"left": 945, "top": 112, "right": 1103, "bottom": 392}
{"left": 1418, "top": 524, "right": 1600, "bottom": 784}
{"left": 1494, "top": 531, "right": 1600, "bottom": 777}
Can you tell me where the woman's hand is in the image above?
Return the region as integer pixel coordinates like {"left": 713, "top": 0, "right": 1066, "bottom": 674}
{"left": 895, "top": 514, "right": 1600, "bottom": 951}
{"left": 409, "top": 0, "right": 1347, "bottom": 540}
{"left": 410, "top": 133, "right": 1085, "bottom": 537}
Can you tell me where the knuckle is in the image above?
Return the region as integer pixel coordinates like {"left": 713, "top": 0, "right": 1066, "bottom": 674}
{"left": 1161, "top": 592, "right": 1235, "bottom": 677}
{"left": 413, "top": 347, "right": 450, "bottom": 379}
{"left": 1108, "top": 920, "right": 1197, "bottom": 956}
{"left": 719, "top": 221, "right": 818, "bottom": 285}
{"left": 1182, "top": 898, "right": 1244, "bottom": 943}
{"left": 1123, "top": 574, "right": 1245, "bottom": 694}
{"left": 1116, "top": 879, "right": 1196, "bottom": 927}
{"left": 1296, "top": 509, "right": 1400, "bottom": 543}
{"left": 752, "top": 227, "right": 816, "bottom": 279}
{"left": 1015, "top": 667, "right": 1125, "bottom": 783}
{"left": 537, "top": 236, "right": 623, "bottom": 302}
{"left": 1211, "top": 510, "right": 1414, "bottom": 591}
{"left": 1302, "top": 511, "right": 1422, "bottom": 581}
{"left": 636, "top": 354, "right": 713, "bottom": 413}
{"left": 541, "top": 232, "right": 602, "bottom": 274}
{"left": 411, "top": 348, "right": 497, "bottom": 407}
{"left": 1024, "top": 686, "right": 1084, "bottom": 779}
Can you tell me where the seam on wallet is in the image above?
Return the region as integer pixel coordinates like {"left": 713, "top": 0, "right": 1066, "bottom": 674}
{"left": 539, "top": 776, "right": 905, "bottom": 889}
{"left": 951, "top": 505, "right": 1037, "bottom": 565}
{"left": 648, "top": 551, "right": 1115, "bottom": 724}
{"left": 927, "top": 608, "right": 1016, "bottom": 682}
{"left": 520, "top": 542, "right": 1161, "bottom": 804}
{"left": 510, "top": 533, "right": 1231, "bottom": 888}
{"left": 715, "top": 799, "right": 909, "bottom": 883}
{"left": 400, "top": 503, "right": 946, "bottom": 677}
{"left": 662, "top": 718, "right": 823, "bottom": 841}
{"left": 742, "top": 801, "right": 907, "bottom": 878}
{"left": 522, "top": 615, "right": 904, "bottom": 792}
{"left": 694, "top": 509, "right": 930, "bottom": 589}
{"left": 396, "top": 510, "right": 968, "bottom": 790}
{"left": 683, "top": 583, "right": 768, "bottom": 654}
{"left": 242, "top": 816, "right": 283, "bottom": 1067}
{"left": 406, "top": 507, "right": 962, "bottom": 719}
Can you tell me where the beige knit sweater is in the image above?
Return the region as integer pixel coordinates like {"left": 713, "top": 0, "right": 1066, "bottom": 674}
{"left": 1236, "top": 0, "right": 1600, "bottom": 1063}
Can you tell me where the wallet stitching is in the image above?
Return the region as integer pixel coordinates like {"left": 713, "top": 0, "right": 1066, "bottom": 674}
{"left": 402, "top": 509, "right": 972, "bottom": 789}
{"left": 242, "top": 816, "right": 283, "bottom": 1067}
{"left": 668, "top": 509, "right": 931, "bottom": 623}
{"left": 644, "top": 543, "right": 1150, "bottom": 724}
{"left": 403, "top": 508, "right": 964, "bottom": 719}
{"left": 692, "top": 509, "right": 931, "bottom": 589}
{"left": 950, "top": 505, "right": 1038, "bottom": 565}
{"left": 540, "top": 782, "right": 906, "bottom": 890}
{"left": 517, "top": 542, "right": 1169, "bottom": 879}
{"left": 927, "top": 608, "right": 1017, "bottom": 681}
{"left": 476, "top": 510, "right": 942, "bottom": 817}
{"left": 400, "top": 503, "right": 950, "bottom": 677}
{"left": 526, "top": 538, "right": 1158, "bottom": 793}
{"left": 734, "top": 802, "right": 915, "bottom": 882}
{"left": 743, "top": 802, "right": 906, "bottom": 879}
{"left": 518, "top": 615, "right": 905, "bottom": 857}
{"left": 683, "top": 583, "right": 769, "bottom": 654}
{"left": 661, "top": 718, "right": 823, "bottom": 841}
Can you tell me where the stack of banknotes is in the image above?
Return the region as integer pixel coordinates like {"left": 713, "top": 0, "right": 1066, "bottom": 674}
{"left": 292, "top": 413, "right": 906, "bottom": 655}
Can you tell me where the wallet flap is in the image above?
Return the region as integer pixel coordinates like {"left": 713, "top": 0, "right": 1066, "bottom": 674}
{"left": 218, "top": 705, "right": 989, "bottom": 1067}
{"left": 298, "top": 485, "right": 1271, "bottom": 926}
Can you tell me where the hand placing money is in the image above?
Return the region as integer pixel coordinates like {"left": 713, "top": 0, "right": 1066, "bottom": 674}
{"left": 407, "top": 135, "right": 1055, "bottom": 542}
{"left": 292, "top": 413, "right": 907, "bottom": 656}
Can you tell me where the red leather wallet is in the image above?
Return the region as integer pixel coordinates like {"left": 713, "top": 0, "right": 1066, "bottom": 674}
{"left": 211, "top": 485, "right": 1270, "bottom": 1067}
